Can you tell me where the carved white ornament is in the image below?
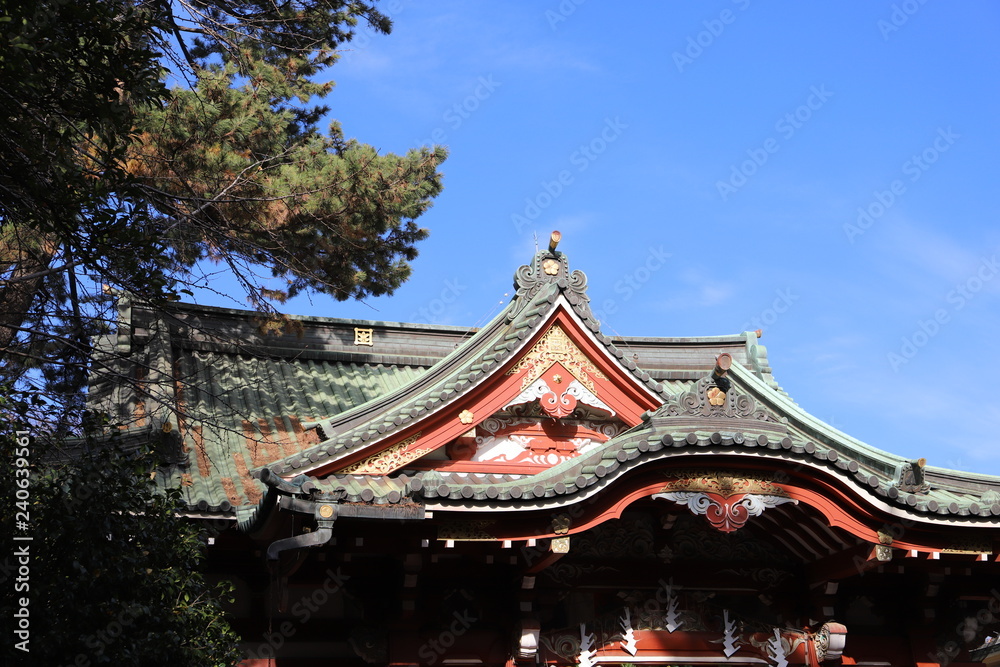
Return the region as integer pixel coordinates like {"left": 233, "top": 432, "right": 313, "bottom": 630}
{"left": 504, "top": 377, "right": 614, "bottom": 416}
{"left": 468, "top": 414, "right": 625, "bottom": 466}
{"left": 504, "top": 378, "right": 551, "bottom": 409}
{"left": 564, "top": 379, "right": 615, "bottom": 415}
{"left": 653, "top": 491, "right": 798, "bottom": 533}
{"left": 517, "top": 620, "right": 540, "bottom": 660}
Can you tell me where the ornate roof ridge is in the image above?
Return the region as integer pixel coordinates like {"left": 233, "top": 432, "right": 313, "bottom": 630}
{"left": 262, "top": 302, "right": 524, "bottom": 473}
{"left": 506, "top": 238, "right": 668, "bottom": 397}
{"left": 507, "top": 241, "right": 594, "bottom": 325}
{"left": 259, "top": 283, "right": 563, "bottom": 476}
{"left": 258, "top": 233, "right": 669, "bottom": 477}
{"left": 408, "top": 398, "right": 1000, "bottom": 521}
{"left": 333, "top": 368, "right": 995, "bottom": 522}
{"left": 724, "top": 363, "right": 909, "bottom": 476}
{"left": 244, "top": 361, "right": 1000, "bottom": 522}
{"left": 249, "top": 405, "right": 1000, "bottom": 525}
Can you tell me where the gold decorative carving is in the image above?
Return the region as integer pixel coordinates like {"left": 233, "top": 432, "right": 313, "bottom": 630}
{"left": 542, "top": 258, "right": 560, "bottom": 275}
{"left": 437, "top": 519, "right": 496, "bottom": 541}
{"left": 660, "top": 470, "right": 789, "bottom": 498}
{"left": 459, "top": 409, "right": 474, "bottom": 424}
{"left": 551, "top": 536, "right": 571, "bottom": 553}
{"left": 507, "top": 325, "right": 608, "bottom": 392}
{"left": 552, "top": 513, "right": 571, "bottom": 535}
{"left": 662, "top": 376, "right": 780, "bottom": 423}
{"left": 942, "top": 539, "right": 992, "bottom": 554}
{"left": 707, "top": 387, "right": 726, "bottom": 406}
{"left": 336, "top": 433, "right": 427, "bottom": 475}
{"left": 353, "top": 327, "right": 374, "bottom": 346}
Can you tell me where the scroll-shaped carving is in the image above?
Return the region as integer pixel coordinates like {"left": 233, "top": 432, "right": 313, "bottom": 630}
{"left": 506, "top": 377, "right": 614, "bottom": 419}
{"left": 814, "top": 622, "right": 847, "bottom": 661}
{"left": 508, "top": 250, "right": 591, "bottom": 320}
{"left": 660, "top": 376, "right": 779, "bottom": 422}
{"left": 654, "top": 491, "right": 797, "bottom": 533}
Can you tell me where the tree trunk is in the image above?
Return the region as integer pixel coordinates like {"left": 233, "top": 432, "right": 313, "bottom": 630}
{"left": 0, "top": 236, "right": 56, "bottom": 354}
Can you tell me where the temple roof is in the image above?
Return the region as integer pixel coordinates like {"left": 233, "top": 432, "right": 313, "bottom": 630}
{"left": 259, "top": 246, "right": 674, "bottom": 478}
{"left": 88, "top": 237, "right": 1000, "bottom": 545}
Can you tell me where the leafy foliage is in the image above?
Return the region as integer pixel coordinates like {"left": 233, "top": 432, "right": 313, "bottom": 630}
{"left": 0, "top": 407, "right": 241, "bottom": 665}
{"left": 0, "top": 0, "right": 164, "bottom": 232}
{"left": 0, "top": 0, "right": 446, "bottom": 420}
{"left": 0, "top": 2, "right": 443, "bottom": 659}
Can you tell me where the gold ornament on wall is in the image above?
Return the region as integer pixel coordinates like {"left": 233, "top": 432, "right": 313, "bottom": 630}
{"left": 508, "top": 325, "right": 607, "bottom": 392}
{"left": 707, "top": 387, "right": 726, "bottom": 406}
{"left": 336, "top": 433, "right": 426, "bottom": 475}
{"left": 353, "top": 327, "right": 374, "bottom": 346}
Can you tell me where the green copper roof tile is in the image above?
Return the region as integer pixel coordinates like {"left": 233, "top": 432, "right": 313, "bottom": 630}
{"left": 90, "top": 250, "right": 1000, "bottom": 523}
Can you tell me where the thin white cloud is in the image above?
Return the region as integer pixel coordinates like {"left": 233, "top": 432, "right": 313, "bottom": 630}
{"left": 878, "top": 219, "right": 1000, "bottom": 294}
{"left": 699, "top": 283, "right": 734, "bottom": 306}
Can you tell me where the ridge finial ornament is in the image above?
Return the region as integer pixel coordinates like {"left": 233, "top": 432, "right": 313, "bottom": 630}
{"left": 508, "top": 231, "right": 590, "bottom": 320}
{"left": 894, "top": 457, "right": 930, "bottom": 494}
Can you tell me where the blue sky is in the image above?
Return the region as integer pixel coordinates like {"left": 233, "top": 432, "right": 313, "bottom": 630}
{"left": 194, "top": 1, "right": 1000, "bottom": 475}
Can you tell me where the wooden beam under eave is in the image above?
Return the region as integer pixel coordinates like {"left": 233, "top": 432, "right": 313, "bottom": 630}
{"left": 804, "top": 542, "right": 881, "bottom": 587}
{"left": 524, "top": 547, "right": 568, "bottom": 575}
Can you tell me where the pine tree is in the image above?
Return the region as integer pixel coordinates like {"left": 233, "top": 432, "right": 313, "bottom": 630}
{"left": 0, "top": 0, "right": 446, "bottom": 419}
